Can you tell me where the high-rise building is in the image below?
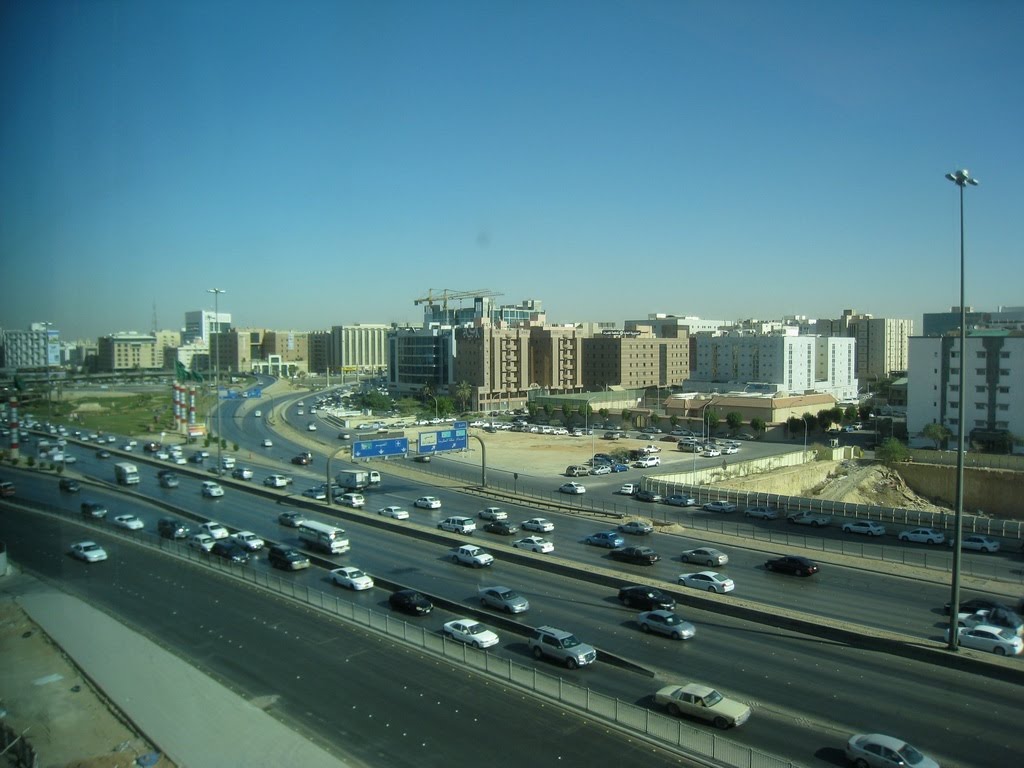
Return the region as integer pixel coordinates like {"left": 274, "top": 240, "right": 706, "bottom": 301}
{"left": 907, "top": 331, "right": 1023, "bottom": 451}
{"left": 922, "top": 306, "right": 1024, "bottom": 336}
{"left": 184, "top": 310, "right": 232, "bottom": 344}
{"left": 582, "top": 334, "right": 690, "bottom": 391}
{"left": 387, "top": 326, "right": 456, "bottom": 398}
{"left": 330, "top": 324, "right": 389, "bottom": 372}
{"left": 97, "top": 332, "right": 160, "bottom": 371}
{"left": 847, "top": 316, "right": 913, "bottom": 382}
{"left": 1, "top": 324, "right": 58, "bottom": 370}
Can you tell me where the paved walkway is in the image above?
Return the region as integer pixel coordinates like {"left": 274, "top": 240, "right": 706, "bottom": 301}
{"left": 12, "top": 575, "right": 350, "bottom": 768}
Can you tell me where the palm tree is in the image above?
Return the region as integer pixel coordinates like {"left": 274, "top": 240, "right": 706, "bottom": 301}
{"left": 454, "top": 381, "right": 472, "bottom": 413}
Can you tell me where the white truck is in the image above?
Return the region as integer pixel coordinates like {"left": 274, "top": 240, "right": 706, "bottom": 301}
{"left": 335, "top": 469, "right": 382, "bottom": 491}
{"left": 449, "top": 544, "right": 494, "bottom": 568}
{"left": 786, "top": 511, "right": 832, "bottom": 527}
{"left": 113, "top": 462, "right": 140, "bottom": 485}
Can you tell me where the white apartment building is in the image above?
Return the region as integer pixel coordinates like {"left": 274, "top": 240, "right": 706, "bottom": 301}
{"left": 907, "top": 333, "right": 1023, "bottom": 451}
{"left": 848, "top": 316, "right": 913, "bottom": 382}
{"left": 183, "top": 310, "right": 232, "bottom": 344}
{"left": 694, "top": 332, "right": 858, "bottom": 401}
{"left": 1, "top": 324, "right": 59, "bottom": 370}
{"left": 330, "top": 324, "right": 389, "bottom": 371}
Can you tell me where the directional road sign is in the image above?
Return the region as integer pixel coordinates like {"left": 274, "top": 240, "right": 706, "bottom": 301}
{"left": 417, "top": 421, "right": 468, "bottom": 454}
{"left": 353, "top": 436, "right": 409, "bottom": 459}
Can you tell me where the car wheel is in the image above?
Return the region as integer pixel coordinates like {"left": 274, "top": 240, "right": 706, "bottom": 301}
{"left": 898, "top": 535, "right": 907, "bottom": 542}
{"left": 681, "top": 555, "right": 690, "bottom": 563}
{"left": 706, "top": 559, "right": 715, "bottom": 567}
{"left": 667, "top": 703, "right": 681, "bottom": 717}
{"left": 766, "top": 563, "right": 774, "bottom": 571}
{"left": 451, "top": 555, "right": 459, "bottom": 562}
{"left": 623, "top": 596, "right": 632, "bottom": 607}
{"left": 532, "top": 646, "right": 543, "bottom": 659}
{"left": 671, "top": 631, "right": 681, "bottom": 640}
{"left": 707, "top": 586, "right": 716, "bottom": 593}
{"left": 504, "top": 605, "right": 512, "bottom": 614}
{"left": 713, "top": 716, "right": 729, "bottom": 730}
{"left": 473, "top": 640, "right": 482, "bottom": 649}
{"left": 639, "top": 622, "right": 650, "bottom": 633}
{"left": 928, "top": 538, "right": 939, "bottom": 545}
{"left": 995, "top": 646, "right": 1007, "bottom": 656}
{"left": 811, "top": 521, "right": 822, "bottom": 527}
{"left": 854, "top": 759, "right": 870, "bottom": 768}
{"left": 796, "top": 568, "right": 805, "bottom": 576}
{"left": 566, "top": 657, "right": 578, "bottom": 670}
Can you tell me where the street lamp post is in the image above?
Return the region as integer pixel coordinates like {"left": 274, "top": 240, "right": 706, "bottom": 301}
{"left": 801, "top": 414, "right": 809, "bottom": 458}
{"left": 945, "top": 168, "right": 979, "bottom": 651}
{"left": 42, "top": 322, "right": 54, "bottom": 419}
{"left": 208, "top": 288, "right": 226, "bottom": 474}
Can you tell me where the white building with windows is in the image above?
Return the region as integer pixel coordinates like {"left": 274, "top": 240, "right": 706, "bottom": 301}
{"left": 184, "top": 310, "right": 232, "bottom": 344}
{"left": 907, "top": 332, "right": 1024, "bottom": 451}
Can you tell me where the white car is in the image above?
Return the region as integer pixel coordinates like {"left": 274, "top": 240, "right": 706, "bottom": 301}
{"left": 946, "top": 624, "right": 1023, "bottom": 656}
{"left": 331, "top": 566, "right": 374, "bottom": 590}
{"left": 263, "top": 474, "right": 291, "bottom": 488}
{"left": 842, "top": 520, "right": 886, "bottom": 536}
{"left": 954, "top": 534, "right": 1000, "bottom": 553}
{"left": 702, "top": 448, "right": 721, "bottom": 457}
{"left": 201, "top": 481, "right": 224, "bottom": 498}
{"left": 845, "top": 734, "right": 940, "bottom": 768}
{"left": 723, "top": 446, "right": 739, "bottom": 455}
{"left": 521, "top": 518, "right": 555, "bottom": 533}
{"left": 743, "top": 506, "right": 779, "bottom": 520}
{"left": 560, "top": 482, "right": 586, "bottom": 494}
{"left": 111, "top": 514, "right": 144, "bottom": 531}
{"left": 69, "top": 541, "right": 108, "bottom": 563}
{"left": 262, "top": 438, "right": 273, "bottom": 447}
{"left": 379, "top": 506, "right": 410, "bottom": 520}
{"left": 703, "top": 501, "right": 737, "bottom": 513}
{"left": 232, "top": 531, "right": 264, "bottom": 551}
{"left": 678, "top": 571, "right": 735, "bottom": 594}
{"left": 478, "top": 507, "right": 508, "bottom": 521}
{"left": 442, "top": 619, "right": 499, "bottom": 649}
{"left": 898, "top": 527, "right": 945, "bottom": 545}
{"left": 155, "top": 451, "right": 170, "bottom": 460}
{"left": 199, "top": 522, "right": 229, "bottom": 540}
{"left": 307, "top": 423, "right": 317, "bottom": 431}
{"left": 415, "top": 496, "right": 442, "bottom": 509}
{"left": 513, "top": 536, "right": 554, "bottom": 553}
{"left": 188, "top": 533, "right": 215, "bottom": 552}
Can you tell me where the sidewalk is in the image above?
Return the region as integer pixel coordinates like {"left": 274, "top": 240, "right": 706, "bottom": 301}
{"left": 3, "top": 570, "right": 350, "bottom": 768}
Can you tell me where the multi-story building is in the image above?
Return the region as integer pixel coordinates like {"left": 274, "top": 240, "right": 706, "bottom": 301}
{"left": 97, "top": 332, "right": 161, "bottom": 372}
{"left": 816, "top": 309, "right": 912, "bottom": 382}
{"left": 262, "top": 331, "right": 309, "bottom": 367}
{"left": 922, "top": 306, "right": 1024, "bottom": 337}
{"left": 529, "top": 325, "right": 585, "bottom": 394}
{"left": 330, "top": 324, "right": 389, "bottom": 372}
{"left": 453, "top": 325, "right": 533, "bottom": 411}
{"left": 624, "top": 314, "right": 728, "bottom": 338}
{"left": 693, "top": 331, "right": 858, "bottom": 401}
{"left": 308, "top": 331, "right": 330, "bottom": 374}
{"left": 1, "top": 323, "right": 59, "bottom": 371}
{"left": 184, "top": 310, "right": 231, "bottom": 344}
{"left": 907, "top": 332, "right": 1023, "bottom": 451}
{"left": 582, "top": 333, "right": 690, "bottom": 390}
{"left": 387, "top": 326, "right": 456, "bottom": 398}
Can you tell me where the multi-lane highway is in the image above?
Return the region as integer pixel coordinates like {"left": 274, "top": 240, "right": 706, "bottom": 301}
{"left": 4, "top": 387, "right": 1023, "bottom": 768}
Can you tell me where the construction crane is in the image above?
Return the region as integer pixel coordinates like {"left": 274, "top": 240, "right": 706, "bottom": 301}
{"left": 413, "top": 288, "right": 503, "bottom": 314}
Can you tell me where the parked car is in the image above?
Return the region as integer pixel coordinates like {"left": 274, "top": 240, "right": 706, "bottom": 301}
{"left": 618, "top": 520, "right": 654, "bottom": 535}
{"left": 678, "top": 571, "right": 735, "bottom": 593}
{"left": 786, "top": 511, "right": 832, "bottom": 527}
{"left": 743, "top": 506, "right": 779, "bottom": 520}
{"left": 609, "top": 546, "right": 660, "bottom": 565}
{"left": 521, "top": 518, "right": 555, "bottom": 532}
{"left": 953, "top": 534, "right": 1000, "bottom": 553}
{"left": 618, "top": 585, "right": 676, "bottom": 611}
{"left": 586, "top": 530, "right": 625, "bottom": 548}
{"left": 898, "top": 527, "right": 945, "bottom": 545}
{"left": 655, "top": 683, "right": 751, "bottom": 729}
{"left": 702, "top": 501, "right": 737, "bottom": 513}
{"left": 415, "top": 496, "right": 442, "bottom": 509}
{"left": 681, "top": 547, "right": 729, "bottom": 567}
{"left": 842, "top": 520, "right": 886, "bottom": 536}
{"left": 389, "top": 589, "right": 433, "bottom": 616}
{"left": 589, "top": 464, "right": 612, "bottom": 475}
{"left": 765, "top": 555, "right": 819, "bottom": 576}
{"left": 845, "top": 734, "right": 939, "bottom": 768}
{"left": 69, "top": 541, "right": 108, "bottom": 563}
{"left": 479, "top": 586, "right": 530, "bottom": 614}
{"left": 560, "top": 482, "right": 586, "bottom": 494}
{"left": 635, "top": 490, "right": 664, "bottom": 503}
{"left": 442, "top": 619, "right": 500, "bottom": 649}
{"left": 637, "top": 610, "right": 696, "bottom": 640}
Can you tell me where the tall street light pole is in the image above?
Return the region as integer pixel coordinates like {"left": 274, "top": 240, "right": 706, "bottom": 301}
{"left": 208, "top": 288, "right": 226, "bottom": 474}
{"left": 945, "top": 168, "right": 978, "bottom": 651}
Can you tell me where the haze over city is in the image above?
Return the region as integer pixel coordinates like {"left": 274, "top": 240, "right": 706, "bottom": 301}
{"left": 2, "top": 0, "right": 1022, "bottom": 340}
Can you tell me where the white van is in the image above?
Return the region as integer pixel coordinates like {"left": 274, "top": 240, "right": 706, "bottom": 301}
{"left": 339, "top": 492, "right": 365, "bottom": 508}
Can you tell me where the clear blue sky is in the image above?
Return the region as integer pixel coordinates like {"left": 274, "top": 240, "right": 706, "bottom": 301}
{"left": 2, "top": 0, "right": 1021, "bottom": 341}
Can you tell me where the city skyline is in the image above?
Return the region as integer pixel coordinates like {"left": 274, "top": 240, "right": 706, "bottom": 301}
{"left": 2, "top": 1, "right": 1022, "bottom": 340}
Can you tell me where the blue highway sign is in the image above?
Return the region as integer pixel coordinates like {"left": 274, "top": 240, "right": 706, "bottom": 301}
{"left": 417, "top": 421, "right": 468, "bottom": 454}
{"left": 353, "top": 437, "right": 409, "bottom": 459}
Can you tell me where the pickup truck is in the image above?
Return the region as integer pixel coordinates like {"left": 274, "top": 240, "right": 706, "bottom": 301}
{"left": 786, "top": 511, "right": 832, "bottom": 527}
{"left": 449, "top": 544, "right": 494, "bottom": 568}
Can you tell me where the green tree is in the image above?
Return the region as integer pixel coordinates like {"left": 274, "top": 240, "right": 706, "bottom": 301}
{"left": 542, "top": 403, "right": 554, "bottom": 422}
{"left": 232, "top": 442, "right": 239, "bottom": 452}
{"left": 454, "top": 381, "right": 473, "bottom": 413}
{"left": 598, "top": 408, "right": 609, "bottom": 422}
{"left": 669, "top": 415, "right": 679, "bottom": 429}
{"left": 859, "top": 404, "right": 873, "bottom": 421}
{"left": 844, "top": 405, "right": 858, "bottom": 423}
{"left": 561, "top": 406, "right": 574, "bottom": 427}
{"left": 705, "top": 409, "right": 720, "bottom": 436}
{"left": 802, "top": 412, "right": 818, "bottom": 432}
{"left": 527, "top": 403, "right": 538, "bottom": 420}
{"left": 750, "top": 417, "right": 766, "bottom": 436}
{"left": 725, "top": 411, "right": 744, "bottom": 434}
{"left": 621, "top": 409, "right": 631, "bottom": 427}
{"left": 875, "top": 437, "right": 910, "bottom": 465}
{"left": 436, "top": 396, "right": 455, "bottom": 417}
{"left": 922, "top": 422, "right": 951, "bottom": 449}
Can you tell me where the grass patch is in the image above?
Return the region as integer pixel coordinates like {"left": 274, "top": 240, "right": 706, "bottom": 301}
{"left": 47, "top": 391, "right": 216, "bottom": 438}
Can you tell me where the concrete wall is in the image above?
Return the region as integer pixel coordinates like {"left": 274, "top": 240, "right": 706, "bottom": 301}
{"left": 897, "top": 463, "right": 1024, "bottom": 521}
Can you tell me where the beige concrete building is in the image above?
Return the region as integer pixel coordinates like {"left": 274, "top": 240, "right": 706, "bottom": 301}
{"left": 664, "top": 392, "right": 838, "bottom": 429}
{"left": 97, "top": 332, "right": 161, "bottom": 372}
{"left": 581, "top": 334, "right": 690, "bottom": 390}
{"left": 819, "top": 309, "right": 912, "bottom": 382}
{"left": 331, "top": 324, "right": 389, "bottom": 372}
{"left": 529, "top": 326, "right": 585, "bottom": 393}
{"left": 453, "top": 325, "right": 533, "bottom": 411}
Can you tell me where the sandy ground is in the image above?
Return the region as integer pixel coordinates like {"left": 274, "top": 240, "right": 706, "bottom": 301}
{"left": 0, "top": 588, "right": 172, "bottom": 768}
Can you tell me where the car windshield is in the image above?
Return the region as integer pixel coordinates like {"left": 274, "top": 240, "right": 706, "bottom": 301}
{"left": 560, "top": 635, "right": 580, "bottom": 649}
{"left": 349, "top": 570, "right": 366, "bottom": 578}
{"left": 896, "top": 744, "right": 926, "bottom": 765}
{"left": 500, "top": 590, "right": 519, "bottom": 600}
{"left": 663, "top": 614, "right": 680, "bottom": 625}
{"left": 468, "top": 624, "right": 485, "bottom": 634}
{"left": 704, "top": 690, "right": 723, "bottom": 707}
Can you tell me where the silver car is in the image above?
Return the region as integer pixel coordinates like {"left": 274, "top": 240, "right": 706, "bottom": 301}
{"left": 637, "top": 610, "right": 695, "bottom": 640}
{"left": 479, "top": 586, "right": 530, "bottom": 614}
{"left": 680, "top": 547, "right": 729, "bottom": 567}
{"left": 845, "top": 734, "right": 939, "bottom": 768}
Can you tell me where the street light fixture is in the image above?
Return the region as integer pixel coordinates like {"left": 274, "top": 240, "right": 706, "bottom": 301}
{"left": 208, "top": 288, "right": 226, "bottom": 474}
{"left": 944, "top": 168, "right": 978, "bottom": 651}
